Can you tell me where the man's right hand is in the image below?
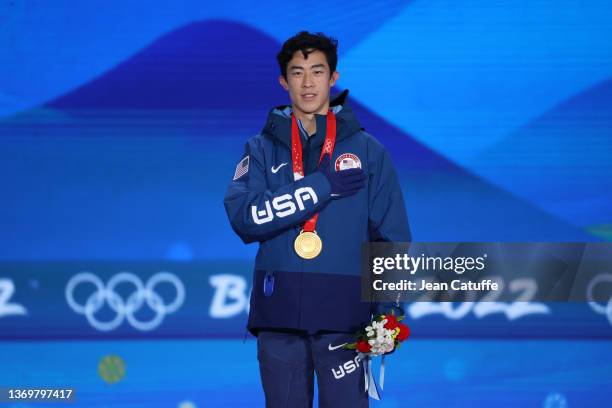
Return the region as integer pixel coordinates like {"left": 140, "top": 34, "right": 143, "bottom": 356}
{"left": 317, "top": 155, "right": 366, "bottom": 199}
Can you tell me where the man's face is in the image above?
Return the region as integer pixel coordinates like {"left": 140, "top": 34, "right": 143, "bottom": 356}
{"left": 279, "top": 50, "right": 339, "bottom": 116}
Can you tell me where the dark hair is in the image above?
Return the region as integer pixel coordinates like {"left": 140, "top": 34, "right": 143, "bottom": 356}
{"left": 277, "top": 31, "right": 338, "bottom": 80}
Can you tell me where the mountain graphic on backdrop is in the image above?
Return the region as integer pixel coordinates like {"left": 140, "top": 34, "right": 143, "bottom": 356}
{"left": 472, "top": 77, "right": 612, "bottom": 231}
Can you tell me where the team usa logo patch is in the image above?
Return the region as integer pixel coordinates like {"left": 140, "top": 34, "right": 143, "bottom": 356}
{"left": 335, "top": 153, "right": 362, "bottom": 171}
{"left": 233, "top": 155, "right": 249, "bottom": 180}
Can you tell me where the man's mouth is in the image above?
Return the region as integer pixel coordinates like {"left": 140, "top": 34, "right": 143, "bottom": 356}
{"left": 302, "top": 93, "right": 317, "bottom": 101}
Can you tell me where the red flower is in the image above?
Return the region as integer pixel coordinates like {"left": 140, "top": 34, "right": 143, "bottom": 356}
{"left": 356, "top": 340, "right": 372, "bottom": 353}
{"left": 396, "top": 323, "right": 410, "bottom": 342}
{"left": 384, "top": 314, "right": 399, "bottom": 330}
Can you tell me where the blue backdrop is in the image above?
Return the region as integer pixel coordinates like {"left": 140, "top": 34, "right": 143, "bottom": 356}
{"left": 1, "top": 1, "right": 611, "bottom": 407}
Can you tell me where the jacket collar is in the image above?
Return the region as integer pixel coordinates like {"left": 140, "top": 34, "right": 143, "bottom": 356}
{"left": 261, "top": 89, "right": 362, "bottom": 150}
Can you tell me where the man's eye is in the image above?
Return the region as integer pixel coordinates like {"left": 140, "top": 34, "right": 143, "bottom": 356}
{"left": 292, "top": 72, "right": 302, "bottom": 77}
{"left": 315, "top": 71, "right": 323, "bottom": 75}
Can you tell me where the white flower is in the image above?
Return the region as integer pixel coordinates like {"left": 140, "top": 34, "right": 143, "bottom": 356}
{"left": 360, "top": 316, "right": 402, "bottom": 357}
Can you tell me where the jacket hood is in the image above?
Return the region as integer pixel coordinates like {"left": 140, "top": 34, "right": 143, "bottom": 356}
{"left": 261, "top": 89, "right": 363, "bottom": 149}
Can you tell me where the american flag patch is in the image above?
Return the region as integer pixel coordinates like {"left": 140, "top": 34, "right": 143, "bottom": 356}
{"left": 233, "top": 155, "right": 249, "bottom": 180}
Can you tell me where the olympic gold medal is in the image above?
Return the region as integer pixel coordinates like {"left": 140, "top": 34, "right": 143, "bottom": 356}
{"left": 294, "top": 231, "right": 322, "bottom": 259}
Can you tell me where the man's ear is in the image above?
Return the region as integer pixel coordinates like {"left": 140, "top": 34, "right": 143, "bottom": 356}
{"left": 279, "top": 75, "right": 289, "bottom": 91}
{"left": 329, "top": 71, "right": 339, "bottom": 87}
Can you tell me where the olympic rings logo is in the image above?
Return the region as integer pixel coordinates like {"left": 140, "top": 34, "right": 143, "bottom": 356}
{"left": 587, "top": 273, "right": 612, "bottom": 325}
{"left": 65, "top": 272, "right": 185, "bottom": 332}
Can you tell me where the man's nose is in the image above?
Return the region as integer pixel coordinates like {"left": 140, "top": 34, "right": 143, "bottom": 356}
{"left": 302, "top": 73, "right": 314, "bottom": 88}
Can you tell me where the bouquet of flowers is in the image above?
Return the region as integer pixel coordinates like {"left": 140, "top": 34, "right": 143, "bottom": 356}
{"left": 344, "top": 311, "right": 410, "bottom": 357}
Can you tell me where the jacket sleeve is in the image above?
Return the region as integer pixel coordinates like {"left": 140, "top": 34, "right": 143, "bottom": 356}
{"left": 368, "top": 139, "right": 412, "bottom": 317}
{"left": 224, "top": 139, "right": 333, "bottom": 244}
{"left": 368, "top": 143, "right": 411, "bottom": 243}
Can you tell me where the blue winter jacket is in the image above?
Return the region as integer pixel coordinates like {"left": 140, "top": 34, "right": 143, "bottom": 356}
{"left": 224, "top": 90, "right": 411, "bottom": 336}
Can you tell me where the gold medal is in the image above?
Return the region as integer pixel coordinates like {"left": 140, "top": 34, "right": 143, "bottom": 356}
{"left": 294, "top": 230, "right": 322, "bottom": 259}
{"left": 290, "top": 112, "right": 335, "bottom": 260}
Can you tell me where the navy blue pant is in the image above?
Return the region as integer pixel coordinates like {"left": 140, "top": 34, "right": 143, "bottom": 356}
{"left": 257, "top": 330, "right": 368, "bottom": 408}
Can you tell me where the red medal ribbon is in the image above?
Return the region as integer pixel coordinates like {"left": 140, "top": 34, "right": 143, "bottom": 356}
{"left": 291, "top": 111, "right": 337, "bottom": 233}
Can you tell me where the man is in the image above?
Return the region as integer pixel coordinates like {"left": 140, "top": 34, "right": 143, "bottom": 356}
{"left": 224, "top": 31, "right": 410, "bottom": 408}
